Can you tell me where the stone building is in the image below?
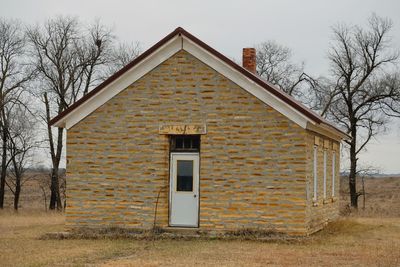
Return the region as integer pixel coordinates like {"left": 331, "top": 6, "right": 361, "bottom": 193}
{"left": 51, "top": 27, "right": 349, "bottom": 235}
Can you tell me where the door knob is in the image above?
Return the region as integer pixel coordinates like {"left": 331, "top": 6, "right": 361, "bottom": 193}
{"left": 194, "top": 194, "right": 197, "bottom": 198}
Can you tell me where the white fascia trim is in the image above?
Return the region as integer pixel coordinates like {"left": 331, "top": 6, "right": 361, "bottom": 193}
{"left": 306, "top": 122, "right": 348, "bottom": 142}
{"left": 55, "top": 35, "right": 182, "bottom": 129}
{"left": 57, "top": 33, "right": 319, "bottom": 131}
{"left": 182, "top": 37, "right": 312, "bottom": 129}
{"left": 319, "top": 123, "right": 349, "bottom": 140}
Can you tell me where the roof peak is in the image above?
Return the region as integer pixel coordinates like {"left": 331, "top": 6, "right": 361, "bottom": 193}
{"left": 174, "top": 26, "right": 185, "bottom": 31}
{"left": 49, "top": 27, "right": 348, "bottom": 140}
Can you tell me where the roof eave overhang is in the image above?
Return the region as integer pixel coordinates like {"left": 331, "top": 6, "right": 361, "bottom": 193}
{"left": 53, "top": 120, "right": 65, "bottom": 128}
{"left": 306, "top": 122, "right": 350, "bottom": 142}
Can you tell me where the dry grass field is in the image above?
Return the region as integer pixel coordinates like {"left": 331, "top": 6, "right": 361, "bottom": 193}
{"left": 0, "top": 176, "right": 399, "bottom": 266}
{"left": 339, "top": 176, "right": 400, "bottom": 217}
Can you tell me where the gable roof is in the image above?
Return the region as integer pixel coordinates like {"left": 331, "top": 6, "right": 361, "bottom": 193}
{"left": 50, "top": 27, "right": 349, "bottom": 141}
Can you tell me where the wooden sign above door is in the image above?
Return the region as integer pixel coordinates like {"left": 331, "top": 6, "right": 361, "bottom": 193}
{"left": 159, "top": 124, "right": 207, "bottom": 135}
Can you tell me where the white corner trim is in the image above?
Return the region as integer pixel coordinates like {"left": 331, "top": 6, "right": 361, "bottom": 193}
{"left": 181, "top": 37, "right": 312, "bottom": 129}
{"left": 55, "top": 35, "right": 182, "bottom": 129}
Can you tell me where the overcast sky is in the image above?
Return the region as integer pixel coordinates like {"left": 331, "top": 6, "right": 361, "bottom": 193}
{"left": 1, "top": 0, "right": 400, "bottom": 173}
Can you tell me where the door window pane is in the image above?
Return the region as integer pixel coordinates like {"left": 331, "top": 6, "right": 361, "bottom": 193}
{"left": 177, "top": 160, "right": 193, "bottom": 191}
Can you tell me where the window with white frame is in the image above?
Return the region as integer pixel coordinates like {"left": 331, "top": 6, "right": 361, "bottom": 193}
{"left": 313, "top": 145, "right": 318, "bottom": 201}
{"left": 323, "top": 150, "right": 327, "bottom": 200}
{"left": 332, "top": 151, "right": 336, "bottom": 197}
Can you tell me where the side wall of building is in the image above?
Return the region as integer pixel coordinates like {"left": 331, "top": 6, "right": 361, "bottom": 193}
{"left": 305, "top": 131, "right": 340, "bottom": 234}
{"left": 66, "top": 50, "right": 311, "bottom": 235}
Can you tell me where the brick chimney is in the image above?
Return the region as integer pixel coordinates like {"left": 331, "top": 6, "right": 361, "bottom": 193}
{"left": 242, "top": 48, "right": 256, "bottom": 74}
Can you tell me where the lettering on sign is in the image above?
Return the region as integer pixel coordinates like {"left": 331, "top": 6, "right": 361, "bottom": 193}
{"left": 159, "top": 124, "right": 207, "bottom": 135}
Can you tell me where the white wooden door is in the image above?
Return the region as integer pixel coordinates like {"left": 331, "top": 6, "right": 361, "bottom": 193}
{"left": 169, "top": 153, "right": 199, "bottom": 227}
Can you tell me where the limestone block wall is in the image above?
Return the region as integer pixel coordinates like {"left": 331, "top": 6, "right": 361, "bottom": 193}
{"left": 66, "top": 49, "right": 321, "bottom": 235}
{"left": 305, "top": 132, "right": 340, "bottom": 234}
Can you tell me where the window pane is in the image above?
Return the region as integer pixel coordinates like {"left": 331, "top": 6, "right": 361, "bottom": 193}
{"left": 184, "top": 137, "right": 191, "bottom": 149}
{"left": 170, "top": 135, "right": 200, "bottom": 151}
{"left": 177, "top": 160, "right": 193, "bottom": 191}
{"left": 175, "top": 137, "right": 183, "bottom": 149}
{"left": 192, "top": 137, "right": 199, "bottom": 149}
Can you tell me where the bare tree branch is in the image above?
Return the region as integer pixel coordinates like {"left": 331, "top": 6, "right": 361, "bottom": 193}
{"left": 0, "top": 18, "right": 34, "bottom": 209}
{"left": 315, "top": 14, "right": 400, "bottom": 208}
{"left": 27, "top": 16, "right": 141, "bottom": 210}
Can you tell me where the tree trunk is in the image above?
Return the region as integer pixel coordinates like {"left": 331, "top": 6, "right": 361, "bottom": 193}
{"left": 49, "top": 167, "right": 61, "bottom": 210}
{"left": 14, "top": 179, "right": 20, "bottom": 211}
{"left": 40, "top": 186, "right": 47, "bottom": 212}
{"left": 0, "top": 129, "right": 7, "bottom": 209}
{"left": 12, "top": 158, "right": 21, "bottom": 211}
{"left": 349, "top": 122, "right": 358, "bottom": 208}
{"left": 45, "top": 93, "right": 63, "bottom": 211}
{"left": 49, "top": 126, "right": 63, "bottom": 211}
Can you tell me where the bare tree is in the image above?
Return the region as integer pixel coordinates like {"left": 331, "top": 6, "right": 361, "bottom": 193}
{"left": 0, "top": 18, "right": 33, "bottom": 208}
{"left": 112, "top": 42, "right": 141, "bottom": 68}
{"left": 357, "top": 166, "right": 380, "bottom": 210}
{"left": 36, "top": 168, "right": 50, "bottom": 212}
{"left": 27, "top": 17, "right": 141, "bottom": 211}
{"left": 6, "top": 105, "right": 37, "bottom": 210}
{"left": 321, "top": 14, "right": 400, "bottom": 208}
{"left": 102, "top": 41, "right": 142, "bottom": 79}
{"left": 59, "top": 169, "right": 66, "bottom": 210}
{"left": 256, "top": 40, "right": 316, "bottom": 98}
{"left": 27, "top": 16, "right": 116, "bottom": 210}
{"left": 79, "top": 20, "right": 116, "bottom": 95}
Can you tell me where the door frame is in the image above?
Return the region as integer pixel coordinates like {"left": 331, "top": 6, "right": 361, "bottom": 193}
{"left": 169, "top": 152, "right": 200, "bottom": 227}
